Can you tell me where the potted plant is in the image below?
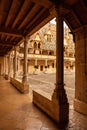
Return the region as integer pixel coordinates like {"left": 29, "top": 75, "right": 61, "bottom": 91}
{"left": 45, "top": 65, "right": 48, "bottom": 68}
{"left": 34, "top": 65, "right": 38, "bottom": 69}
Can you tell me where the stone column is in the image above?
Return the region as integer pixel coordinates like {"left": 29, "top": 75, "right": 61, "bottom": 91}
{"left": 22, "top": 38, "right": 29, "bottom": 84}
{"left": 34, "top": 59, "right": 38, "bottom": 74}
{"left": 54, "top": 59, "right": 56, "bottom": 68}
{"left": 3, "top": 56, "right": 5, "bottom": 76}
{"left": 18, "top": 57, "right": 20, "bottom": 75}
{"left": 8, "top": 53, "right": 11, "bottom": 79}
{"left": 54, "top": 60, "right": 56, "bottom": 73}
{"left": 4, "top": 56, "right": 6, "bottom": 75}
{"left": 13, "top": 47, "right": 17, "bottom": 78}
{"left": 35, "top": 59, "right": 37, "bottom": 66}
{"left": 7, "top": 55, "right": 9, "bottom": 75}
{"left": 52, "top": 5, "right": 69, "bottom": 122}
{"left": 4, "top": 55, "right": 8, "bottom": 79}
{"left": 10, "top": 54, "right": 14, "bottom": 77}
{"left": 5, "top": 55, "right": 8, "bottom": 74}
{"left": 45, "top": 59, "right": 47, "bottom": 66}
{"left": 44, "top": 59, "right": 48, "bottom": 73}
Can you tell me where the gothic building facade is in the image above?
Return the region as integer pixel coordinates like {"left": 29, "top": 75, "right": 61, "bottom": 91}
{"left": 15, "top": 21, "right": 75, "bottom": 75}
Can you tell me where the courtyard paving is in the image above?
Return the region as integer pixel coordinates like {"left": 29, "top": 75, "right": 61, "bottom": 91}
{"left": 0, "top": 70, "right": 87, "bottom": 130}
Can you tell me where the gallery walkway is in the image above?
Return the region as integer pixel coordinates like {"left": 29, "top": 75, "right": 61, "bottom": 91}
{"left": 0, "top": 75, "right": 87, "bottom": 130}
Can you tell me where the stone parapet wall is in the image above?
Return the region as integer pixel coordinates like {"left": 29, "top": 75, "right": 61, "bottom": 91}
{"left": 33, "top": 89, "right": 69, "bottom": 123}
{"left": 10, "top": 77, "right": 29, "bottom": 93}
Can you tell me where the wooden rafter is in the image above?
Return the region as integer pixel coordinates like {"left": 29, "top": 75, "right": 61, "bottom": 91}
{"left": 5, "top": 0, "right": 14, "bottom": 27}
{"left": 27, "top": 12, "right": 54, "bottom": 36}
{"left": 26, "top": 8, "right": 46, "bottom": 29}
{"left": 71, "top": 8, "right": 82, "bottom": 26}
{"left": 31, "top": 0, "right": 52, "bottom": 8}
{"left": 0, "top": 0, "right": 6, "bottom": 25}
{"left": 0, "top": 43, "right": 13, "bottom": 47}
{"left": 5, "top": 0, "right": 24, "bottom": 27}
{"left": 0, "top": 26, "right": 23, "bottom": 37}
{"left": 18, "top": 4, "right": 39, "bottom": 30}
{"left": 12, "top": 0, "right": 31, "bottom": 28}
{"left": 0, "top": 39, "right": 15, "bottom": 45}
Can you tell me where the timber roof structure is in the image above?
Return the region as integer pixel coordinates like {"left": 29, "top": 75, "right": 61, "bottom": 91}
{"left": 0, "top": 0, "right": 87, "bottom": 56}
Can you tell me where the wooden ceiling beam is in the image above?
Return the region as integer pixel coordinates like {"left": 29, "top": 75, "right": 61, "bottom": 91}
{"left": 12, "top": 0, "right": 31, "bottom": 28}
{"left": 71, "top": 9, "right": 82, "bottom": 26}
{"left": 1, "top": 34, "right": 6, "bottom": 41}
{"left": 0, "top": 49, "right": 10, "bottom": 53}
{"left": 0, "top": 0, "right": 6, "bottom": 25}
{"left": 0, "top": 43, "right": 13, "bottom": 47}
{"left": 31, "top": 0, "right": 52, "bottom": 8}
{"left": 0, "top": 39, "right": 15, "bottom": 44}
{"left": 0, "top": 26, "right": 23, "bottom": 37}
{"left": 5, "top": 0, "right": 14, "bottom": 27}
{"left": 26, "top": 8, "right": 46, "bottom": 29}
{"left": 5, "top": 0, "right": 23, "bottom": 27}
{"left": 27, "top": 13, "right": 54, "bottom": 36}
{"left": 5, "top": 35, "right": 12, "bottom": 41}
{"left": 18, "top": 4, "right": 39, "bottom": 30}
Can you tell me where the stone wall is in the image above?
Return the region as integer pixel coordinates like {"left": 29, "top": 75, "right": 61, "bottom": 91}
{"left": 74, "top": 28, "right": 87, "bottom": 115}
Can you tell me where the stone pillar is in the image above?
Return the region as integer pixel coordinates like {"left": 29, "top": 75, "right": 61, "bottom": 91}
{"left": 45, "top": 59, "right": 47, "bottom": 66}
{"left": 74, "top": 27, "right": 87, "bottom": 116}
{"left": 40, "top": 49, "right": 42, "bottom": 54}
{"left": 52, "top": 5, "right": 69, "bottom": 122}
{"left": 4, "top": 55, "right": 8, "bottom": 79}
{"left": 54, "top": 59, "right": 56, "bottom": 68}
{"left": 22, "top": 37, "right": 29, "bottom": 93}
{"left": 3, "top": 56, "right": 5, "bottom": 76}
{"left": 44, "top": 59, "right": 48, "bottom": 73}
{"left": 34, "top": 59, "right": 38, "bottom": 74}
{"left": 7, "top": 55, "right": 9, "bottom": 75}
{"left": 10, "top": 54, "right": 14, "bottom": 77}
{"left": 18, "top": 57, "right": 20, "bottom": 75}
{"left": 13, "top": 47, "right": 17, "bottom": 78}
{"left": 35, "top": 59, "right": 37, "bottom": 66}
{"left": 4, "top": 56, "right": 6, "bottom": 75}
{"left": 8, "top": 53, "right": 11, "bottom": 79}
{"left": 5, "top": 55, "right": 8, "bottom": 74}
{"left": 54, "top": 60, "right": 56, "bottom": 73}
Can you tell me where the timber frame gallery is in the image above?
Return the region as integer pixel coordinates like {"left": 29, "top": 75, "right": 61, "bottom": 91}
{"left": 0, "top": 0, "right": 87, "bottom": 123}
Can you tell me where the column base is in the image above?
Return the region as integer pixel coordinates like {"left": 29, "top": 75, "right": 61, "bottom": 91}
{"left": 74, "top": 99, "right": 87, "bottom": 115}
{"left": 22, "top": 75, "right": 28, "bottom": 83}
{"left": 13, "top": 73, "right": 18, "bottom": 79}
{"left": 52, "top": 88, "right": 69, "bottom": 122}
{"left": 52, "top": 86, "right": 68, "bottom": 104}
{"left": 4, "top": 74, "right": 9, "bottom": 80}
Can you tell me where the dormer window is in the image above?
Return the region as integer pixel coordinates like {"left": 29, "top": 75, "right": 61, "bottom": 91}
{"left": 44, "top": 25, "right": 53, "bottom": 42}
